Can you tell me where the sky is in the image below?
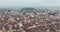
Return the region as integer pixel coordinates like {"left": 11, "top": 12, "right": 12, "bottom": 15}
{"left": 0, "top": 0, "right": 60, "bottom": 8}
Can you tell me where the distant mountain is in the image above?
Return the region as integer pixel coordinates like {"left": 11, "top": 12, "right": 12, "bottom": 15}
{"left": 0, "top": 9, "right": 12, "bottom": 12}
{"left": 20, "top": 7, "right": 36, "bottom": 13}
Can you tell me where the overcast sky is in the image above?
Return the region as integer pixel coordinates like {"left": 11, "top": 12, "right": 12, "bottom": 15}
{"left": 0, "top": 0, "right": 60, "bottom": 8}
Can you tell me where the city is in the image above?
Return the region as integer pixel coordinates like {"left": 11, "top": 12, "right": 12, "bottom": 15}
{"left": 0, "top": 7, "right": 60, "bottom": 32}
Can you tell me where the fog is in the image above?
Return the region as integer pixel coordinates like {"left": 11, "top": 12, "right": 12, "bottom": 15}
{"left": 0, "top": 0, "right": 60, "bottom": 8}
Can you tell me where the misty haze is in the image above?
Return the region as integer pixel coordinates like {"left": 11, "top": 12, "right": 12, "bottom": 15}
{"left": 0, "top": 0, "right": 60, "bottom": 32}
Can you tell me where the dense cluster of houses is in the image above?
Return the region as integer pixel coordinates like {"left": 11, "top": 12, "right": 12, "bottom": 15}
{"left": 0, "top": 12, "right": 60, "bottom": 32}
